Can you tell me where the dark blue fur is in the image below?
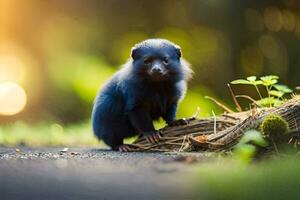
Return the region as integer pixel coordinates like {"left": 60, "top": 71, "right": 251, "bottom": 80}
{"left": 92, "top": 39, "right": 192, "bottom": 148}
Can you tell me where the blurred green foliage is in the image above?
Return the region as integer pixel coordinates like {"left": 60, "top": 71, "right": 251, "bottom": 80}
{"left": 234, "top": 129, "right": 268, "bottom": 163}
{"left": 48, "top": 53, "right": 115, "bottom": 103}
{"left": 193, "top": 156, "right": 300, "bottom": 200}
{"left": 0, "top": 121, "right": 100, "bottom": 146}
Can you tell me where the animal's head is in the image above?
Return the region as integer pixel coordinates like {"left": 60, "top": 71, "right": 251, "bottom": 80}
{"left": 130, "top": 39, "right": 192, "bottom": 82}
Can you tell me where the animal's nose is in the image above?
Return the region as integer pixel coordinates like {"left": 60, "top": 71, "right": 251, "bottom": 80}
{"left": 151, "top": 66, "right": 162, "bottom": 73}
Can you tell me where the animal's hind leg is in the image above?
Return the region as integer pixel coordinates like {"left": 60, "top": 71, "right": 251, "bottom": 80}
{"left": 102, "top": 132, "right": 124, "bottom": 151}
{"left": 101, "top": 120, "right": 138, "bottom": 151}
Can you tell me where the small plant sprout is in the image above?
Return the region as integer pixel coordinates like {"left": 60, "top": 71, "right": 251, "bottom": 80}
{"left": 231, "top": 76, "right": 263, "bottom": 99}
{"left": 231, "top": 75, "right": 293, "bottom": 108}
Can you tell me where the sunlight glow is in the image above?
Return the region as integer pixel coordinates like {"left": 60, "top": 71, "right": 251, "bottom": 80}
{"left": 0, "top": 54, "right": 26, "bottom": 83}
{"left": 0, "top": 82, "right": 27, "bottom": 116}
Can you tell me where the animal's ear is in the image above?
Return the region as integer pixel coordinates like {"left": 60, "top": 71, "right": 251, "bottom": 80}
{"left": 131, "top": 47, "right": 138, "bottom": 60}
{"left": 175, "top": 45, "right": 182, "bottom": 58}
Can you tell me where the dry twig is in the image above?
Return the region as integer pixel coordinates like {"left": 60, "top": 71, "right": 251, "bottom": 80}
{"left": 132, "top": 96, "right": 300, "bottom": 152}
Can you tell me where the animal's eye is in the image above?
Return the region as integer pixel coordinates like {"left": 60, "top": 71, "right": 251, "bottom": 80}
{"left": 163, "top": 57, "right": 169, "bottom": 65}
{"left": 143, "top": 57, "right": 151, "bottom": 65}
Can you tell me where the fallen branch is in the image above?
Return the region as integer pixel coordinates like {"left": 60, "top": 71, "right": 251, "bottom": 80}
{"left": 132, "top": 95, "right": 300, "bottom": 152}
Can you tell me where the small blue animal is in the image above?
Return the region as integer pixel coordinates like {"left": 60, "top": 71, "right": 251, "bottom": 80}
{"left": 92, "top": 39, "right": 192, "bottom": 151}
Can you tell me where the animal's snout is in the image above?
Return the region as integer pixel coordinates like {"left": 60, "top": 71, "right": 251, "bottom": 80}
{"left": 151, "top": 65, "right": 163, "bottom": 73}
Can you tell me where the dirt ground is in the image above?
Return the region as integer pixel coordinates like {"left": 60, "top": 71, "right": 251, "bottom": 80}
{"left": 0, "top": 147, "right": 211, "bottom": 200}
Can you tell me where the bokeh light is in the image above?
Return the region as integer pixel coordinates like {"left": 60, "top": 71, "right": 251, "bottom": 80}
{"left": 245, "top": 8, "right": 264, "bottom": 32}
{"left": 240, "top": 44, "right": 264, "bottom": 75}
{"left": 264, "top": 7, "right": 283, "bottom": 32}
{"left": 258, "top": 35, "right": 280, "bottom": 59}
{"left": 282, "top": 9, "right": 296, "bottom": 31}
{"left": 0, "top": 82, "right": 27, "bottom": 116}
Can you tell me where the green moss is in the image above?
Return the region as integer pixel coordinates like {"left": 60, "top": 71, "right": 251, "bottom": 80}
{"left": 260, "top": 114, "right": 289, "bottom": 140}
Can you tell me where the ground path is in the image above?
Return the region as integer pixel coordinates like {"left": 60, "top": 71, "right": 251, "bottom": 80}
{"left": 0, "top": 147, "right": 210, "bottom": 200}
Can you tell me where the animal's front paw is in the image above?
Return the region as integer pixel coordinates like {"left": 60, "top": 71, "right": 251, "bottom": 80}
{"left": 169, "top": 118, "right": 189, "bottom": 126}
{"left": 145, "top": 132, "right": 161, "bottom": 144}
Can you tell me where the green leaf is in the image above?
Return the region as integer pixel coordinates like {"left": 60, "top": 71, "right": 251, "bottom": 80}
{"left": 231, "top": 79, "right": 250, "bottom": 85}
{"left": 231, "top": 79, "right": 262, "bottom": 85}
{"left": 261, "top": 79, "right": 278, "bottom": 86}
{"left": 273, "top": 100, "right": 284, "bottom": 107}
{"left": 246, "top": 76, "right": 263, "bottom": 86}
{"left": 269, "top": 90, "right": 284, "bottom": 98}
{"left": 253, "top": 80, "right": 263, "bottom": 85}
{"left": 273, "top": 84, "right": 293, "bottom": 93}
{"left": 260, "top": 75, "right": 279, "bottom": 86}
{"left": 260, "top": 75, "right": 279, "bottom": 81}
{"left": 246, "top": 76, "right": 257, "bottom": 82}
{"left": 238, "top": 129, "right": 268, "bottom": 147}
{"left": 256, "top": 97, "right": 282, "bottom": 107}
